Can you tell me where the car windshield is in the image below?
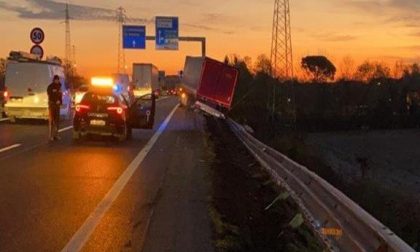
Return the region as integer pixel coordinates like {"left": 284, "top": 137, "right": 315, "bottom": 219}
{"left": 81, "top": 92, "right": 117, "bottom": 105}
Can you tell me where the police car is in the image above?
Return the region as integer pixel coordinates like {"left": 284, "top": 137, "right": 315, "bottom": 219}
{"left": 73, "top": 77, "right": 155, "bottom": 141}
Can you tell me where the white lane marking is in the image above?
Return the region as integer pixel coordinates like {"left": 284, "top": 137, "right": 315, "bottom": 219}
{"left": 58, "top": 126, "right": 73, "bottom": 133}
{"left": 0, "top": 144, "right": 21, "bottom": 153}
{"left": 0, "top": 118, "right": 9, "bottom": 122}
{"left": 61, "top": 104, "right": 180, "bottom": 252}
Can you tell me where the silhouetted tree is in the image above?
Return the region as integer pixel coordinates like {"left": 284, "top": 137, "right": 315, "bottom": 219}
{"left": 372, "top": 63, "right": 391, "bottom": 80}
{"left": 339, "top": 56, "right": 355, "bottom": 80}
{"left": 224, "top": 54, "right": 240, "bottom": 66}
{"left": 356, "top": 61, "right": 391, "bottom": 82}
{"left": 301, "top": 56, "right": 336, "bottom": 82}
{"left": 0, "top": 58, "right": 5, "bottom": 77}
{"left": 403, "top": 63, "right": 420, "bottom": 80}
{"left": 254, "top": 54, "right": 272, "bottom": 75}
{"left": 412, "top": 64, "right": 420, "bottom": 76}
{"left": 392, "top": 60, "right": 404, "bottom": 79}
{"left": 0, "top": 58, "right": 6, "bottom": 90}
{"left": 356, "top": 61, "right": 374, "bottom": 82}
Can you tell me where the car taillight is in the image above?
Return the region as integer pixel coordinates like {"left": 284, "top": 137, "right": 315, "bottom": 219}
{"left": 107, "top": 106, "right": 124, "bottom": 115}
{"left": 75, "top": 104, "right": 90, "bottom": 113}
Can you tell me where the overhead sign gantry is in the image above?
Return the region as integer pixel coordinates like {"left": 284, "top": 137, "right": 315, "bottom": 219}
{"left": 121, "top": 16, "right": 206, "bottom": 57}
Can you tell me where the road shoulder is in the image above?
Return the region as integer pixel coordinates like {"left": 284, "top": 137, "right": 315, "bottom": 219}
{"left": 142, "top": 109, "right": 214, "bottom": 252}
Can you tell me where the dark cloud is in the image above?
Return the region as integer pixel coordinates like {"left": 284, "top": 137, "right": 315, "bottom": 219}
{"left": 343, "top": 0, "right": 420, "bottom": 12}
{"left": 388, "top": 0, "right": 420, "bottom": 10}
{"left": 342, "top": 0, "right": 420, "bottom": 27}
{"left": 312, "top": 32, "right": 358, "bottom": 42}
{"left": 183, "top": 23, "right": 235, "bottom": 35}
{"left": 0, "top": 0, "right": 150, "bottom": 23}
{"left": 0, "top": 0, "right": 234, "bottom": 34}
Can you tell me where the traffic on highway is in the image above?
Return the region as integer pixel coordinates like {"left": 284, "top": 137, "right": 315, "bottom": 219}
{"left": 0, "top": 16, "right": 240, "bottom": 251}
{"left": 1, "top": 1, "right": 419, "bottom": 252}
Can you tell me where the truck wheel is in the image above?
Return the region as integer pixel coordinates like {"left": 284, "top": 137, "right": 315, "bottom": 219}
{"left": 180, "top": 93, "right": 188, "bottom": 107}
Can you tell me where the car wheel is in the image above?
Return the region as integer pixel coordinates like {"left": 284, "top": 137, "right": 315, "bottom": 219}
{"left": 127, "top": 126, "right": 133, "bottom": 140}
{"left": 72, "top": 130, "right": 82, "bottom": 142}
{"left": 118, "top": 125, "right": 128, "bottom": 142}
{"left": 65, "top": 103, "right": 73, "bottom": 121}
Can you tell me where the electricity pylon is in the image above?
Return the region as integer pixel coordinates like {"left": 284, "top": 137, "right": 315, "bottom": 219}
{"left": 116, "top": 7, "right": 126, "bottom": 74}
{"left": 65, "top": 2, "right": 72, "bottom": 66}
{"left": 270, "top": 0, "right": 293, "bottom": 79}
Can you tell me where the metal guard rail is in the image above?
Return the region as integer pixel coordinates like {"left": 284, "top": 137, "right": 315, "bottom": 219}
{"left": 227, "top": 119, "right": 414, "bottom": 252}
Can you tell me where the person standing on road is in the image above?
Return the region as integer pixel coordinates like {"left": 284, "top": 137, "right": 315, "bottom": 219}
{"left": 47, "top": 75, "right": 62, "bottom": 141}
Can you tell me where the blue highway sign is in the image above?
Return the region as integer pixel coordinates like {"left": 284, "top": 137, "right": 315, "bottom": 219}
{"left": 123, "top": 25, "right": 146, "bottom": 49}
{"left": 156, "top": 17, "right": 179, "bottom": 50}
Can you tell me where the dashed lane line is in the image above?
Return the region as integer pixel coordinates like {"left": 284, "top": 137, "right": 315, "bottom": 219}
{"left": 0, "top": 144, "right": 21, "bottom": 153}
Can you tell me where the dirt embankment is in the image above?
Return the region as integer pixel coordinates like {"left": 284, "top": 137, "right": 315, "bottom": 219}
{"left": 206, "top": 117, "right": 324, "bottom": 252}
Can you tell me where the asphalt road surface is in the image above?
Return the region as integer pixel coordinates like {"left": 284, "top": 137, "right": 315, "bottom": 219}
{"left": 0, "top": 97, "right": 213, "bottom": 252}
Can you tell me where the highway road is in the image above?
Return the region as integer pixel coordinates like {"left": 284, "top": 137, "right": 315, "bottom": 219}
{"left": 0, "top": 97, "right": 213, "bottom": 252}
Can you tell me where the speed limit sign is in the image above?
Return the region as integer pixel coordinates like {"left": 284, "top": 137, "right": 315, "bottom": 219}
{"left": 30, "top": 27, "right": 45, "bottom": 44}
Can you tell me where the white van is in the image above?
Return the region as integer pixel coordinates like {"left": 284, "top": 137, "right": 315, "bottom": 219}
{"left": 4, "top": 53, "right": 72, "bottom": 121}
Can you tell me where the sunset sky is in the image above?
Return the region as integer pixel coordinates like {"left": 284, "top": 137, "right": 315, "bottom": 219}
{"left": 0, "top": 0, "right": 419, "bottom": 77}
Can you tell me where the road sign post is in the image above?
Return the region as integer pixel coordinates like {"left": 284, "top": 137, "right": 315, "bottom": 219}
{"left": 146, "top": 36, "right": 206, "bottom": 57}
{"left": 30, "top": 27, "right": 45, "bottom": 59}
{"left": 155, "top": 17, "right": 179, "bottom": 50}
{"left": 123, "top": 25, "right": 146, "bottom": 49}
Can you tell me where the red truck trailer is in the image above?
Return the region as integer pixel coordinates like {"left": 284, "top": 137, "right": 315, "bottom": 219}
{"left": 180, "top": 56, "right": 239, "bottom": 117}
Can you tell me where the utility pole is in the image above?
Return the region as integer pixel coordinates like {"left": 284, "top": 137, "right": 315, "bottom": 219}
{"left": 116, "top": 7, "right": 126, "bottom": 74}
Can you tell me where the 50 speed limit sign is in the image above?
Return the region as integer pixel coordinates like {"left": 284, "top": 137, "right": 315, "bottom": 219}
{"left": 30, "top": 27, "right": 45, "bottom": 44}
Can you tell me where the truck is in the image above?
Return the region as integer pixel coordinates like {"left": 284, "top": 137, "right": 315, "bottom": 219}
{"left": 179, "top": 56, "right": 239, "bottom": 118}
{"left": 4, "top": 51, "right": 72, "bottom": 122}
{"left": 158, "top": 70, "right": 166, "bottom": 88}
{"left": 132, "top": 63, "right": 159, "bottom": 98}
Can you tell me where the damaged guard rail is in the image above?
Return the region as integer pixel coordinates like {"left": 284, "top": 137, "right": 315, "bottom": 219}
{"left": 227, "top": 119, "right": 414, "bottom": 252}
